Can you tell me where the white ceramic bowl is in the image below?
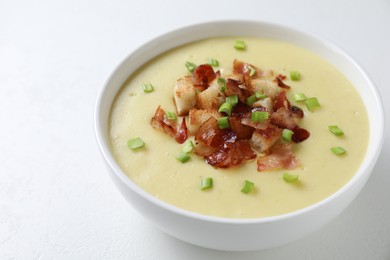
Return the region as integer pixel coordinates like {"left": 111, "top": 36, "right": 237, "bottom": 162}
{"left": 94, "top": 20, "right": 384, "bottom": 251}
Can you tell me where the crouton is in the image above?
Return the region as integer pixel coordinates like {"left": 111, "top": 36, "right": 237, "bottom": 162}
{"left": 250, "top": 79, "right": 281, "bottom": 99}
{"left": 173, "top": 76, "right": 197, "bottom": 116}
{"left": 188, "top": 108, "right": 220, "bottom": 134}
{"left": 196, "top": 78, "right": 225, "bottom": 110}
{"left": 250, "top": 128, "right": 282, "bottom": 154}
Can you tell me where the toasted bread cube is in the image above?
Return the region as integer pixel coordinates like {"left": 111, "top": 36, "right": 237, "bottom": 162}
{"left": 252, "top": 97, "right": 274, "bottom": 112}
{"left": 250, "top": 128, "right": 282, "bottom": 154}
{"left": 196, "top": 78, "right": 225, "bottom": 110}
{"left": 250, "top": 79, "right": 281, "bottom": 99}
{"left": 173, "top": 76, "right": 197, "bottom": 116}
{"left": 188, "top": 108, "right": 220, "bottom": 134}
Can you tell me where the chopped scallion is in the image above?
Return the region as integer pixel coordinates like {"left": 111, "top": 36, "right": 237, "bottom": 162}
{"left": 217, "top": 116, "right": 230, "bottom": 129}
{"left": 165, "top": 111, "right": 177, "bottom": 121}
{"left": 208, "top": 58, "right": 219, "bottom": 67}
{"left": 292, "top": 93, "right": 307, "bottom": 102}
{"left": 226, "top": 95, "right": 238, "bottom": 106}
{"left": 255, "top": 91, "right": 267, "bottom": 100}
{"left": 246, "top": 94, "right": 257, "bottom": 106}
{"left": 234, "top": 40, "right": 246, "bottom": 50}
{"left": 182, "top": 140, "right": 194, "bottom": 153}
{"left": 248, "top": 66, "right": 256, "bottom": 76}
{"left": 283, "top": 173, "right": 299, "bottom": 183}
{"left": 282, "top": 129, "right": 294, "bottom": 142}
{"left": 251, "top": 111, "right": 269, "bottom": 122}
{"left": 241, "top": 180, "right": 255, "bottom": 194}
{"left": 218, "top": 102, "right": 233, "bottom": 116}
{"left": 305, "top": 97, "right": 321, "bottom": 112}
{"left": 127, "top": 137, "right": 145, "bottom": 150}
{"left": 185, "top": 61, "right": 196, "bottom": 72}
{"left": 328, "top": 125, "right": 344, "bottom": 136}
{"left": 290, "top": 71, "right": 301, "bottom": 81}
{"left": 331, "top": 146, "right": 347, "bottom": 155}
{"left": 218, "top": 78, "right": 226, "bottom": 92}
{"left": 142, "top": 83, "right": 154, "bottom": 93}
{"left": 176, "top": 152, "right": 191, "bottom": 163}
{"left": 200, "top": 177, "right": 213, "bottom": 190}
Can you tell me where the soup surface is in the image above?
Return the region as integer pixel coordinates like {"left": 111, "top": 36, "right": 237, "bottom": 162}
{"left": 109, "top": 37, "right": 368, "bottom": 218}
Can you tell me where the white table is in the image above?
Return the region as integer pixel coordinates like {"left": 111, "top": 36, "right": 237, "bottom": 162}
{"left": 1, "top": 0, "right": 389, "bottom": 259}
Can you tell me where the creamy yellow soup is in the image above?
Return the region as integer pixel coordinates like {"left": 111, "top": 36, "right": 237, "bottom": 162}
{"left": 109, "top": 37, "right": 368, "bottom": 218}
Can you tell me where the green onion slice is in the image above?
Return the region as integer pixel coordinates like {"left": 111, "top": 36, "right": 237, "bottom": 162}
{"left": 226, "top": 95, "right": 238, "bottom": 106}
{"left": 127, "top": 137, "right": 145, "bottom": 150}
{"left": 255, "top": 91, "right": 267, "bottom": 100}
{"left": 218, "top": 78, "right": 226, "bottom": 92}
{"left": 165, "top": 111, "right": 177, "bottom": 121}
{"left": 305, "top": 97, "right": 321, "bottom": 112}
{"left": 217, "top": 117, "right": 230, "bottom": 129}
{"left": 282, "top": 129, "right": 294, "bottom": 142}
{"left": 182, "top": 140, "right": 194, "bottom": 153}
{"left": 290, "top": 71, "right": 301, "bottom": 81}
{"left": 328, "top": 125, "right": 344, "bottom": 136}
{"left": 283, "top": 173, "right": 299, "bottom": 183}
{"left": 200, "top": 178, "right": 213, "bottom": 190}
{"left": 292, "top": 93, "right": 307, "bottom": 102}
{"left": 248, "top": 66, "right": 256, "bottom": 76}
{"left": 241, "top": 180, "right": 255, "bottom": 194}
{"left": 176, "top": 152, "right": 191, "bottom": 163}
{"left": 142, "top": 83, "right": 154, "bottom": 93}
{"left": 331, "top": 146, "right": 347, "bottom": 155}
{"left": 246, "top": 94, "right": 257, "bottom": 106}
{"left": 208, "top": 58, "right": 219, "bottom": 67}
{"left": 218, "top": 102, "right": 233, "bottom": 116}
{"left": 251, "top": 111, "right": 269, "bottom": 122}
{"left": 185, "top": 61, "right": 196, "bottom": 72}
{"left": 234, "top": 40, "right": 246, "bottom": 50}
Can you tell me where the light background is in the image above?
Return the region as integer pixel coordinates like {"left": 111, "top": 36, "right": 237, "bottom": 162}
{"left": 0, "top": 0, "right": 389, "bottom": 259}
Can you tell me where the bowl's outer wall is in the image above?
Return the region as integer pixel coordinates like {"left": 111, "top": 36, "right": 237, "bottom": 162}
{"left": 95, "top": 21, "right": 384, "bottom": 251}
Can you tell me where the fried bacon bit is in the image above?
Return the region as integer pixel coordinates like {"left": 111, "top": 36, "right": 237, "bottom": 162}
{"left": 271, "top": 107, "right": 298, "bottom": 130}
{"left": 150, "top": 106, "right": 188, "bottom": 144}
{"left": 275, "top": 75, "right": 291, "bottom": 89}
{"left": 229, "top": 116, "right": 254, "bottom": 140}
{"left": 225, "top": 78, "right": 251, "bottom": 103}
{"left": 273, "top": 91, "right": 290, "bottom": 111}
{"left": 292, "top": 126, "right": 310, "bottom": 143}
{"left": 257, "top": 143, "right": 300, "bottom": 172}
{"left": 191, "top": 64, "right": 217, "bottom": 88}
{"left": 175, "top": 118, "right": 188, "bottom": 144}
{"left": 205, "top": 140, "right": 256, "bottom": 168}
{"left": 291, "top": 105, "right": 304, "bottom": 119}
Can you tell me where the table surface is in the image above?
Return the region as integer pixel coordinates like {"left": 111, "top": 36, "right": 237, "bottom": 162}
{"left": 1, "top": 0, "right": 389, "bottom": 259}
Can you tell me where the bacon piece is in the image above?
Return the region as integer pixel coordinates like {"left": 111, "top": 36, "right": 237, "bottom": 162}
{"left": 257, "top": 143, "right": 300, "bottom": 172}
{"left": 150, "top": 106, "right": 177, "bottom": 138}
{"left": 229, "top": 116, "right": 254, "bottom": 140}
{"left": 225, "top": 78, "right": 251, "bottom": 103}
{"left": 292, "top": 126, "right": 310, "bottom": 143}
{"left": 175, "top": 118, "right": 188, "bottom": 144}
{"left": 191, "top": 64, "right": 216, "bottom": 88}
{"left": 273, "top": 91, "right": 290, "bottom": 111}
{"left": 231, "top": 102, "right": 252, "bottom": 117}
{"left": 150, "top": 106, "right": 188, "bottom": 143}
{"left": 275, "top": 75, "right": 291, "bottom": 89}
{"left": 195, "top": 117, "right": 236, "bottom": 147}
{"left": 291, "top": 105, "right": 304, "bottom": 119}
{"left": 271, "top": 107, "right": 298, "bottom": 130}
{"left": 205, "top": 140, "right": 256, "bottom": 168}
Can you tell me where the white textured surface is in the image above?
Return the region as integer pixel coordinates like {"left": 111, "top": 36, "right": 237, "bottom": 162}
{"left": 0, "top": 0, "right": 389, "bottom": 259}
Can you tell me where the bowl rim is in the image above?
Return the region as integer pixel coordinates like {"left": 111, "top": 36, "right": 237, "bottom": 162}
{"left": 94, "top": 19, "right": 385, "bottom": 224}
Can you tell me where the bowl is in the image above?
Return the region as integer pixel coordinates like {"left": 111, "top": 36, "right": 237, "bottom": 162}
{"left": 94, "top": 20, "right": 384, "bottom": 251}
